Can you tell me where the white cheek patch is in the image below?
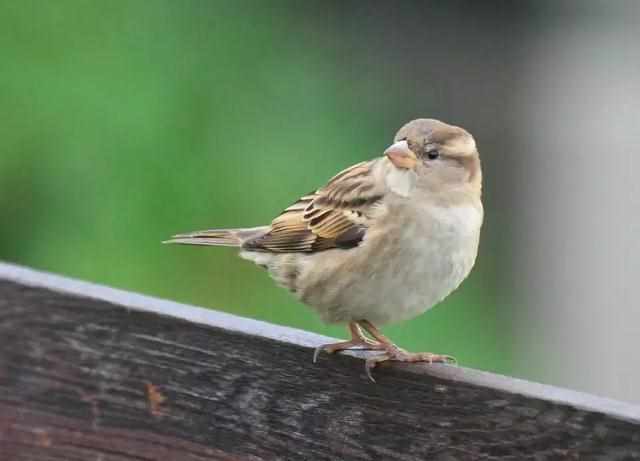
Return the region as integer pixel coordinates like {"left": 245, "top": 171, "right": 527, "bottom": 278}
{"left": 385, "top": 167, "right": 417, "bottom": 197}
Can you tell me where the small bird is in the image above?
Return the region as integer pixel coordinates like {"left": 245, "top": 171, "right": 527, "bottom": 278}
{"left": 166, "top": 119, "right": 483, "bottom": 380}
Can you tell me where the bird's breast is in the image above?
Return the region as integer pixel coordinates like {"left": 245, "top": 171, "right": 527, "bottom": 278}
{"left": 372, "top": 202, "right": 482, "bottom": 323}
{"left": 298, "top": 200, "right": 483, "bottom": 325}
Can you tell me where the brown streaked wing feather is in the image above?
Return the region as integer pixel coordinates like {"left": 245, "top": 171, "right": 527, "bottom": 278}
{"left": 243, "top": 160, "right": 383, "bottom": 253}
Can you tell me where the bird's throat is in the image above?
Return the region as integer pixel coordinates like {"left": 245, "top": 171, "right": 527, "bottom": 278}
{"left": 385, "top": 167, "right": 417, "bottom": 197}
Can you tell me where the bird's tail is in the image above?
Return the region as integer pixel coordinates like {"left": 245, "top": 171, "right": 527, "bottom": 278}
{"left": 163, "top": 226, "right": 268, "bottom": 247}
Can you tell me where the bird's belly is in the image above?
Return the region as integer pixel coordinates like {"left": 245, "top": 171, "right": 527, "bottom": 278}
{"left": 344, "top": 238, "right": 475, "bottom": 324}
{"left": 299, "top": 209, "right": 481, "bottom": 325}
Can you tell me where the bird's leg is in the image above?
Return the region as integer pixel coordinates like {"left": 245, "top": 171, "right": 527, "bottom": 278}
{"left": 313, "top": 321, "right": 385, "bottom": 363}
{"left": 358, "top": 320, "right": 456, "bottom": 381}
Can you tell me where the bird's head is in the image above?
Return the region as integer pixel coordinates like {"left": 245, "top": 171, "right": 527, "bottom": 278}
{"left": 384, "top": 119, "right": 481, "bottom": 194}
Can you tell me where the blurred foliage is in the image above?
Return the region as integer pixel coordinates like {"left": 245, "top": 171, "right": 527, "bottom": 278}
{"left": 0, "top": 1, "right": 509, "bottom": 374}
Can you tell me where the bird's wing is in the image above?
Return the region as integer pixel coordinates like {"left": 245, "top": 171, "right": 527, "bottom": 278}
{"left": 243, "top": 160, "right": 385, "bottom": 253}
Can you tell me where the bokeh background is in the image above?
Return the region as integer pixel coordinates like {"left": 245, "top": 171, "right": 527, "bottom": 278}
{"left": 2, "top": 1, "right": 639, "bottom": 403}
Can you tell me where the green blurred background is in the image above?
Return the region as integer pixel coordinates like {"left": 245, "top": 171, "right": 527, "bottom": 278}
{"left": 5, "top": 1, "right": 638, "bottom": 399}
{"left": 0, "top": 0, "right": 508, "bottom": 373}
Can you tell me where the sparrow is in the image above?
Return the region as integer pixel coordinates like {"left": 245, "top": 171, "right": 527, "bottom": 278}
{"left": 166, "top": 118, "right": 483, "bottom": 381}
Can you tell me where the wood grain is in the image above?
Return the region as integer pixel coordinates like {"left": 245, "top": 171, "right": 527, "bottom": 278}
{"left": 1, "top": 265, "right": 640, "bottom": 460}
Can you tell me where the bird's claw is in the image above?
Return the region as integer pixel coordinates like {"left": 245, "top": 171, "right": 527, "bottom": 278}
{"left": 313, "top": 338, "right": 385, "bottom": 363}
{"left": 364, "top": 351, "right": 457, "bottom": 382}
{"left": 312, "top": 345, "right": 323, "bottom": 364}
{"left": 312, "top": 322, "right": 456, "bottom": 382}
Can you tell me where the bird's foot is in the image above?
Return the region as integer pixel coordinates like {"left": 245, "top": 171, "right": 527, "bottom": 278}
{"left": 313, "top": 321, "right": 386, "bottom": 363}
{"left": 364, "top": 346, "right": 457, "bottom": 382}
{"left": 313, "top": 337, "right": 385, "bottom": 363}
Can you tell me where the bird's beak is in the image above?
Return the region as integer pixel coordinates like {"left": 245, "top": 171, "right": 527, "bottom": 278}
{"left": 385, "top": 140, "right": 417, "bottom": 170}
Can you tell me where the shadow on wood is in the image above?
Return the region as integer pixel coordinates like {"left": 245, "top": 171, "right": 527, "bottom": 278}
{"left": 1, "top": 263, "right": 639, "bottom": 460}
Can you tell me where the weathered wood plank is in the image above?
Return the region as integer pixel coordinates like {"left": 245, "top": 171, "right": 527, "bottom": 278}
{"left": 1, "top": 263, "right": 639, "bottom": 461}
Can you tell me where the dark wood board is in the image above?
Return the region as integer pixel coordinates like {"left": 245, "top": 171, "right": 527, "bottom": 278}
{"left": 1, "top": 263, "right": 639, "bottom": 461}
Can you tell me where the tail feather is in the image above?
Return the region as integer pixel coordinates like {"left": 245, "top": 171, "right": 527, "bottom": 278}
{"left": 164, "top": 226, "right": 268, "bottom": 247}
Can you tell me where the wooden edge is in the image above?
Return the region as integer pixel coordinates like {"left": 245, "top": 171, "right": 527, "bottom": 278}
{"left": 1, "top": 260, "right": 639, "bottom": 424}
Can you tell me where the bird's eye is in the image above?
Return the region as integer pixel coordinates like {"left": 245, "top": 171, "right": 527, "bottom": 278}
{"left": 426, "top": 150, "right": 440, "bottom": 160}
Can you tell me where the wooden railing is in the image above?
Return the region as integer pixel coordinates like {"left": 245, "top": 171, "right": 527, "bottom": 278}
{"left": 1, "top": 262, "right": 639, "bottom": 460}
